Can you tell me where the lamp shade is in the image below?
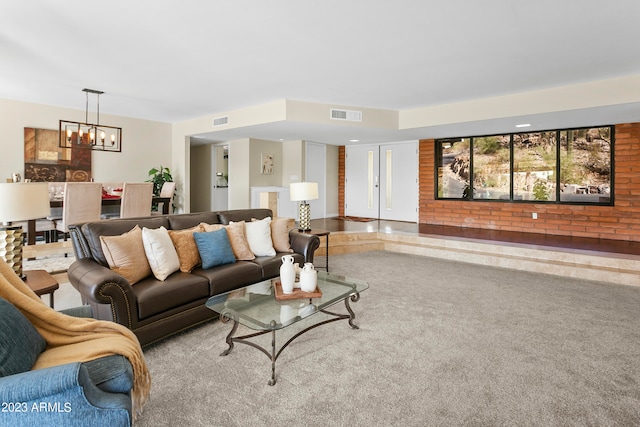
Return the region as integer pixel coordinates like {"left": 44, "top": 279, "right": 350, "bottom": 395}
{"left": 289, "top": 182, "right": 318, "bottom": 202}
{"left": 0, "top": 183, "right": 50, "bottom": 223}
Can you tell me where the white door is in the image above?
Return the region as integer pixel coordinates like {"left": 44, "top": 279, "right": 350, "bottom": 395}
{"left": 379, "top": 142, "right": 418, "bottom": 221}
{"left": 345, "top": 145, "right": 380, "bottom": 218}
{"left": 345, "top": 141, "right": 418, "bottom": 221}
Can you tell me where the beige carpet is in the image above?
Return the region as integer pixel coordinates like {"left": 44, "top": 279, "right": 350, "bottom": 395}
{"left": 135, "top": 251, "right": 640, "bottom": 426}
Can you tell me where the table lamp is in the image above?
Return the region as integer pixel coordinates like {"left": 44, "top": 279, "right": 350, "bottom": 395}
{"left": 0, "top": 183, "right": 50, "bottom": 278}
{"left": 289, "top": 182, "right": 318, "bottom": 231}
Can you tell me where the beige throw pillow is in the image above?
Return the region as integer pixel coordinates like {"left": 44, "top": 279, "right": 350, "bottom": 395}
{"left": 200, "top": 222, "right": 224, "bottom": 232}
{"left": 224, "top": 221, "right": 255, "bottom": 260}
{"left": 168, "top": 225, "right": 203, "bottom": 273}
{"left": 204, "top": 222, "right": 254, "bottom": 260}
{"left": 100, "top": 225, "right": 152, "bottom": 285}
{"left": 269, "top": 217, "right": 294, "bottom": 253}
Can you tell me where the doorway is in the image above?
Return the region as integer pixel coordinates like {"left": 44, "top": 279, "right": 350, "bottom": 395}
{"left": 345, "top": 141, "right": 418, "bottom": 222}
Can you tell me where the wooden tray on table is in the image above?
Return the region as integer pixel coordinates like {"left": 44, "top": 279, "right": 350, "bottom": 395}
{"left": 273, "top": 280, "right": 322, "bottom": 300}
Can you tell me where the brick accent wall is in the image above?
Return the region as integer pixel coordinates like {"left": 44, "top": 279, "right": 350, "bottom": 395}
{"left": 419, "top": 122, "right": 640, "bottom": 241}
{"left": 338, "top": 145, "right": 345, "bottom": 217}
{"left": 339, "top": 122, "right": 640, "bottom": 242}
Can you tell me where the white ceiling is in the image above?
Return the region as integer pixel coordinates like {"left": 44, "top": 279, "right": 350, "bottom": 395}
{"left": 2, "top": 0, "right": 640, "bottom": 144}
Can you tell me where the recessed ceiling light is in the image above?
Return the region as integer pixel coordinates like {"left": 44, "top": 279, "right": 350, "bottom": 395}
{"left": 349, "top": 139, "right": 360, "bottom": 142}
{"left": 515, "top": 123, "right": 531, "bottom": 128}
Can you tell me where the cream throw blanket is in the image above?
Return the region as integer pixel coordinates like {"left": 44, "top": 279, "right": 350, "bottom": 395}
{"left": 0, "top": 261, "right": 150, "bottom": 420}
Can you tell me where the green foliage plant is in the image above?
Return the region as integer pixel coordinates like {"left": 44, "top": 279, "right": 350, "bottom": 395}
{"left": 533, "top": 179, "right": 551, "bottom": 201}
{"left": 147, "top": 166, "right": 173, "bottom": 196}
{"left": 147, "top": 166, "right": 174, "bottom": 212}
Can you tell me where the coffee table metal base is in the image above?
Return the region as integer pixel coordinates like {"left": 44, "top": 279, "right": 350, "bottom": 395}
{"left": 219, "top": 292, "right": 362, "bottom": 385}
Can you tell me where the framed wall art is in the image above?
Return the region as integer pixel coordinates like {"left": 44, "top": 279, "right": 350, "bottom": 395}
{"left": 261, "top": 153, "right": 274, "bottom": 175}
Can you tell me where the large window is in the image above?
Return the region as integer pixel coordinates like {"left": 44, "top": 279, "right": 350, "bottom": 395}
{"left": 436, "top": 126, "right": 613, "bottom": 205}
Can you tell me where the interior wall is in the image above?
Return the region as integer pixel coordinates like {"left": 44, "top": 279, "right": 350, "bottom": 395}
{"left": 228, "top": 138, "right": 250, "bottom": 209}
{"left": 282, "top": 140, "right": 303, "bottom": 186}
{"left": 248, "top": 138, "right": 282, "bottom": 187}
{"left": 189, "top": 144, "right": 212, "bottom": 212}
{"left": 0, "top": 98, "right": 172, "bottom": 183}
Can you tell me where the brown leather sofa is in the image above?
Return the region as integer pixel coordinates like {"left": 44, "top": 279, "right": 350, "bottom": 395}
{"left": 67, "top": 209, "right": 320, "bottom": 346}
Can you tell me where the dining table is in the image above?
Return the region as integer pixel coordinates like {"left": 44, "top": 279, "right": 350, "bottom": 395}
{"left": 26, "top": 195, "right": 171, "bottom": 246}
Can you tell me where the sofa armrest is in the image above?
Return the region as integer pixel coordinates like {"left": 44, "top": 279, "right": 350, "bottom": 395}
{"left": 0, "top": 362, "right": 131, "bottom": 426}
{"left": 67, "top": 258, "right": 138, "bottom": 329}
{"left": 69, "top": 223, "right": 92, "bottom": 260}
{"left": 288, "top": 230, "right": 321, "bottom": 263}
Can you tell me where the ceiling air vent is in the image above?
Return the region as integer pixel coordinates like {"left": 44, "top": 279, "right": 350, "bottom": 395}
{"left": 330, "top": 108, "right": 362, "bottom": 122}
{"left": 213, "top": 116, "right": 229, "bottom": 127}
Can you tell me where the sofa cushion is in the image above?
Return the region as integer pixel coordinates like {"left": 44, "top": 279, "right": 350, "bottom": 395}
{"left": 133, "top": 273, "right": 210, "bottom": 319}
{"left": 0, "top": 297, "right": 46, "bottom": 377}
{"left": 100, "top": 225, "right": 152, "bottom": 285}
{"left": 142, "top": 226, "right": 180, "bottom": 281}
{"left": 244, "top": 217, "right": 276, "bottom": 257}
{"left": 192, "top": 261, "right": 264, "bottom": 295}
{"left": 168, "top": 225, "right": 203, "bottom": 273}
{"left": 203, "top": 221, "right": 254, "bottom": 261}
{"left": 269, "top": 217, "right": 295, "bottom": 253}
{"left": 217, "top": 209, "right": 272, "bottom": 225}
{"left": 81, "top": 217, "right": 170, "bottom": 266}
{"left": 168, "top": 212, "right": 219, "bottom": 230}
{"left": 194, "top": 229, "right": 236, "bottom": 269}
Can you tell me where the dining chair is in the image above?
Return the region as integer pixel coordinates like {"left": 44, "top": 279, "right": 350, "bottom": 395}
{"left": 152, "top": 181, "right": 176, "bottom": 215}
{"left": 54, "top": 182, "right": 103, "bottom": 241}
{"left": 119, "top": 182, "right": 154, "bottom": 218}
{"left": 14, "top": 218, "right": 57, "bottom": 243}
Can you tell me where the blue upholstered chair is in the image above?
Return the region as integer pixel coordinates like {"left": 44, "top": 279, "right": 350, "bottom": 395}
{"left": 0, "top": 297, "right": 134, "bottom": 426}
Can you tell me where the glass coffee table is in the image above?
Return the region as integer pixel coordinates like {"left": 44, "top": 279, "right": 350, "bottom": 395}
{"left": 205, "top": 271, "right": 368, "bottom": 385}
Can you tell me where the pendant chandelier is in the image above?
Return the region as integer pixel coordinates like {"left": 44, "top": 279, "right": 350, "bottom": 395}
{"left": 59, "top": 88, "right": 122, "bottom": 152}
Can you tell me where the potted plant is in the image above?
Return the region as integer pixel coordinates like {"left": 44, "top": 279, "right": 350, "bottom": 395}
{"left": 147, "top": 166, "right": 174, "bottom": 212}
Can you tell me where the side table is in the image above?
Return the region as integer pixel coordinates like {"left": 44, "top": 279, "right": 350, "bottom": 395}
{"left": 24, "top": 270, "right": 59, "bottom": 308}
{"left": 297, "top": 229, "right": 330, "bottom": 272}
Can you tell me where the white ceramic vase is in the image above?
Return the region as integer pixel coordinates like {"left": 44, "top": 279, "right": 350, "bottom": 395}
{"left": 299, "top": 263, "right": 317, "bottom": 293}
{"left": 280, "top": 255, "right": 296, "bottom": 294}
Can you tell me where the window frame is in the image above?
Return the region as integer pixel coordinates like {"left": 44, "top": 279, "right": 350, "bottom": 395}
{"left": 434, "top": 125, "right": 614, "bottom": 206}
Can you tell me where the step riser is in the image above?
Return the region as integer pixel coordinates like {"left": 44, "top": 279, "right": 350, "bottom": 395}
{"left": 327, "top": 232, "right": 640, "bottom": 287}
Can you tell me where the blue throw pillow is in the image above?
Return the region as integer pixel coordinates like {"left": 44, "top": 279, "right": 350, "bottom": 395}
{"left": 193, "top": 229, "right": 236, "bottom": 269}
{"left": 0, "top": 297, "right": 47, "bottom": 377}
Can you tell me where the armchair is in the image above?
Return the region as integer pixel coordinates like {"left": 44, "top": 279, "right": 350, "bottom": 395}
{"left": 0, "top": 298, "right": 134, "bottom": 426}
